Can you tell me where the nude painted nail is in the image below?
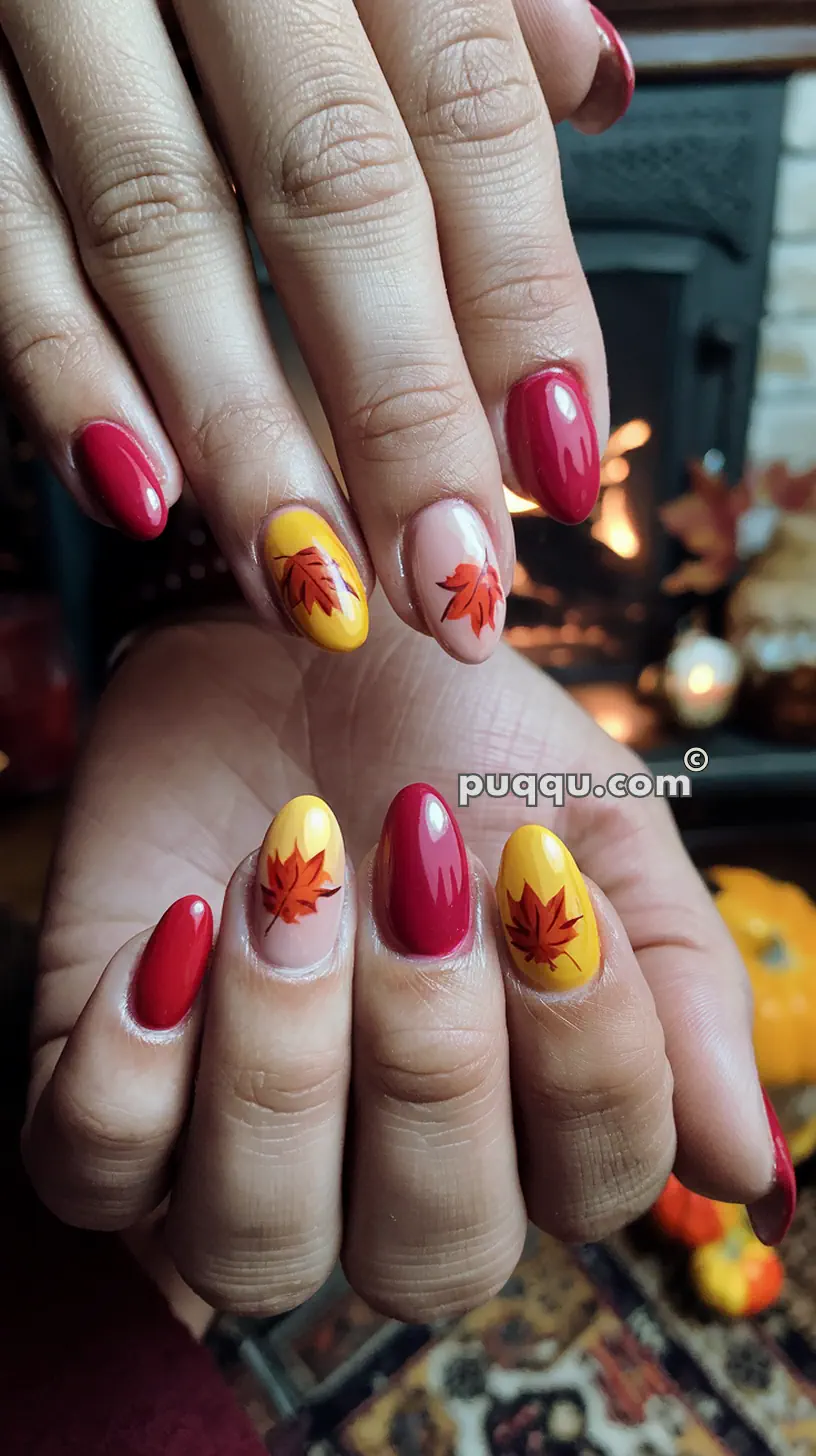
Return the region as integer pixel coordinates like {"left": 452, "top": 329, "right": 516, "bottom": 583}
{"left": 411, "top": 501, "right": 505, "bottom": 663}
{"left": 497, "top": 825, "right": 600, "bottom": 990}
{"left": 572, "top": 6, "right": 636, "bottom": 136}
{"left": 263, "top": 508, "right": 368, "bottom": 653}
{"left": 254, "top": 795, "right": 345, "bottom": 969}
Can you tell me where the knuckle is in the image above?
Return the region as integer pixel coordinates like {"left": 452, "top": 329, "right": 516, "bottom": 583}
{"left": 348, "top": 364, "right": 474, "bottom": 464}
{"left": 256, "top": 96, "right": 418, "bottom": 223}
{"left": 348, "top": 1226, "right": 523, "bottom": 1322}
{"left": 459, "top": 250, "right": 580, "bottom": 331}
{"left": 226, "top": 1052, "right": 347, "bottom": 1121}
{"left": 174, "top": 1239, "right": 335, "bottom": 1318}
{"left": 78, "top": 146, "right": 233, "bottom": 265}
{"left": 419, "top": 33, "right": 539, "bottom": 148}
{"left": 50, "top": 1078, "right": 165, "bottom": 1162}
{"left": 181, "top": 392, "right": 298, "bottom": 477}
{"left": 363, "top": 1025, "right": 497, "bottom": 1110}
{"left": 0, "top": 316, "right": 104, "bottom": 394}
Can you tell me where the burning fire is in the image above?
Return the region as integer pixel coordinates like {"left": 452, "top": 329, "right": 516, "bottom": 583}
{"left": 591, "top": 485, "right": 640, "bottom": 559}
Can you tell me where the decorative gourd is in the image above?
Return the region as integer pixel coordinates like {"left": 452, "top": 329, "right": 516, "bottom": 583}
{"left": 652, "top": 1175, "right": 740, "bottom": 1248}
{"left": 691, "top": 1226, "right": 784, "bottom": 1319}
{"left": 710, "top": 866, "right": 816, "bottom": 1087}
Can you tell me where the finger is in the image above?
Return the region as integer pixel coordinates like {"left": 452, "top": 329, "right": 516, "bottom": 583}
{"left": 357, "top": 0, "right": 608, "bottom": 528}
{"left": 514, "top": 0, "right": 635, "bottom": 134}
{"left": 174, "top": 0, "right": 515, "bottom": 663}
{"left": 166, "top": 796, "right": 353, "bottom": 1315}
{"left": 344, "top": 785, "right": 526, "bottom": 1321}
{"left": 496, "top": 824, "right": 675, "bottom": 1242}
{"left": 23, "top": 896, "right": 212, "bottom": 1230}
{"left": 0, "top": 48, "right": 180, "bottom": 535}
{"left": 1, "top": 0, "right": 372, "bottom": 641}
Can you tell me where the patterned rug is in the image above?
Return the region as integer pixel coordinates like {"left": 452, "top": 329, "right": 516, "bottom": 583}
{"left": 210, "top": 1171, "right": 816, "bottom": 1456}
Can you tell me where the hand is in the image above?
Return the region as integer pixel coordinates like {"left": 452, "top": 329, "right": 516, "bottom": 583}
{"left": 0, "top": 0, "right": 633, "bottom": 664}
{"left": 24, "top": 612, "right": 791, "bottom": 1319}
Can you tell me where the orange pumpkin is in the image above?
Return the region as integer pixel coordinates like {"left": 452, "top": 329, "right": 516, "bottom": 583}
{"left": 652, "top": 1174, "right": 740, "bottom": 1248}
{"left": 711, "top": 866, "right": 816, "bottom": 1087}
{"left": 691, "top": 1226, "right": 784, "bottom": 1318}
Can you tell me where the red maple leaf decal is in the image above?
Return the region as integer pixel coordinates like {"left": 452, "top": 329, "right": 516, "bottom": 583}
{"left": 275, "top": 546, "right": 359, "bottom": 618}
{"left": 660, "top": 460, "right": 750, "bottom": 596}
{"left": 505, "top": 883, "right": 582, "bottom": 972}
{"left": 261, "top": 845, "right": 341, "bottom": 930}
{"left": 437, "top": 555, "right": 504, "bottom": 636}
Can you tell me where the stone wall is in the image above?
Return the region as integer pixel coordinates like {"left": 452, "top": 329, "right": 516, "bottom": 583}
{"left": 748, "top": 73, "right": 816, "bottom": 470}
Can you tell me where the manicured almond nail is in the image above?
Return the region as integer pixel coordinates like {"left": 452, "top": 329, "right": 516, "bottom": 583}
{"left": 254, "top": 795, "right": 345, "bottom": 969}
{"left": 263, "top": 508, "right": 368, "bottom": 652}
{"left": 375, "top": 784, "right": 470, "bottom": 957}
{"left": 747, "top": 1091, "right": 797, "bottom": 1247}
{"left": 497, "top": 825, "right": 600, "bottom": 990}
{"left": 572, "top": 6, "right": 636, "bottom": 136}
{"left": 132, "top": 895, "right": 213, "bottom": 1030}
{"left": 505, "top": 368, "right": 600, "bottom": 525}
{"left": 74, "top": 421, "right": 167, "bottom": 540}
{"left": 411, "top": 501, "right": 505, "bottom": 664}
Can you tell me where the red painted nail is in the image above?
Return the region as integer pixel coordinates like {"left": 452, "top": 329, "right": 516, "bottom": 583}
{"left": 506, "top": 368, "right": 600, "bottom": 524}
{"left": 132, "top": 896, "right": 213, "bottom": 1031}
{"left": 573, "top": 7, "right": 635, "bottom": 136}
{"left": 747, "top": 1091, "right": 797, "bottom": 1247}
{"left": 374, "top": 784, "right": 470, "bottom": 957}
{"left": 74, "top": 421, "right": 167, "bottom": 540}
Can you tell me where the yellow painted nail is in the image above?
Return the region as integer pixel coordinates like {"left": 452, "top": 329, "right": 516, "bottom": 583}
{"left": 497, "top": 824, "right": 600, "bottom": 990}
{"left": 255, "top": 794, "right": 345, "bottom": 969}
{"left": 263, "top": 507, "right": 368, "bottom": 653}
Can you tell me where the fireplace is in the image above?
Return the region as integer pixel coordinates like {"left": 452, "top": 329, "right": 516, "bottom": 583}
{"left": 505, "top": 77, "right": 786, "bottom": 683}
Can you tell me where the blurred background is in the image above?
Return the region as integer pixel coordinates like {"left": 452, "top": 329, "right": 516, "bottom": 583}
{"left": 2, "top": 5, "right": 816, "bottom": 1453}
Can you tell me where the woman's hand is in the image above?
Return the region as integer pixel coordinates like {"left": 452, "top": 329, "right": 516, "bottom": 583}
{"left": 0, "top": 0, "right": 632, "bottom": 663}
{"left": 23, "top": 611, "right": 792, "bottom": 1319}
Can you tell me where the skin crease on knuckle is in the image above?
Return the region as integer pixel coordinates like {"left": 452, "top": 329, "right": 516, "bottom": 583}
{"left": 418, "top": 31, "right": 540, "bottom": 149}
{"left": 346, "top": 365, "right": 480, "bottom": 466}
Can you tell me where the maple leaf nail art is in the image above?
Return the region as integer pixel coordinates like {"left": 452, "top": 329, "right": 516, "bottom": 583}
{"left": 412, "top": 500, "right": 506, "bottom": 664}
{"left": 263, "top": 508, "right": 368, "bottom": 653}
{"left": 497, "top": 825, "right": 600, "bottom": 990}
{"left": 437, "top": 555, "right": 504, "bottom": 636}
{"left": 255, "top": 795, "right": 345, "bottom": 969}
{"left": 505, "top": 883, "right": 583, "bottom": 973}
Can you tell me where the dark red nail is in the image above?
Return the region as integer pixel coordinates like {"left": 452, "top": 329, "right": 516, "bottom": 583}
{"left": 74, "top": 421, "right": 167, "bottom": 540}
{"left": 505, "top": 368, "right": 600, "bottom": 524}
{"left": 747, "top": 1091, "right": 797, "bottom": 1247}
{"left": 374, "top": 784, "right": 470, "bottom": 957}
{"left": 132, "top": 896, "right": 213, "bottom": 1031}
{"left": 572, "top": 7, "right": 635, "bottom": 137}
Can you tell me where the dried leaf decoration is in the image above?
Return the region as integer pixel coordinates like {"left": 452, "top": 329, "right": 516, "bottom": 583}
{"left": 275, "top": 545, "right": 359, "bottom": 618}
{"left": 660, "top": 461, "right": 750, "bottom": 596}
{"left": 437, "top": 555, "right": 504, "bottom": 636}
{"left": 261, "top": 845, "right": 341, "bottom": 930}
{"left": 505, "top": 882, "right": 582, "bottom": 972}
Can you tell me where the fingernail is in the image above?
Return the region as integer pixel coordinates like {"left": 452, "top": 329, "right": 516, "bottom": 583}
{"left": 497, "top": 825, "right": 600, "bottom": 989}
{"left": 74, "top": 421, "right": 167, "bottom": 540}
{"left": 374, "top": 783, "right": 470, "bottom": 957}
{"left": 505, "top": 368, "right": 600, "bottom": 525}
{"left": 132, "top": 895, "right": 213, "bottom": 1030}
{"left": 263, "top": 508, "right": 368, "bottom": 653}
{"left": 410, "top": 500, "right": 506, "bottom": 663}
{"left": 254, "top": 795, "right": 345, "bottom": 969}
{"left": 747, "top": 1091, "right": 797, "bottom": 1247}
{"left": 572, "top": 6, "right": 636, "bottom": 136}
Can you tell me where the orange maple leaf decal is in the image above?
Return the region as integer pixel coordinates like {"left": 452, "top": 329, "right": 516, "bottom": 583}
{"left": 437, "top": 555, "right": 504, "bottom": 636}
{"left": 261, "top": 845, "right": 341, "bottom": 930}
{"left": 275, "top": 546, "right": 359, "bottom": 618}
{"left": 505, "top": 883, "right": 582, "bottom": 972}
{"left": 660, "top": 461, "right": 750, "bottom": 596}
